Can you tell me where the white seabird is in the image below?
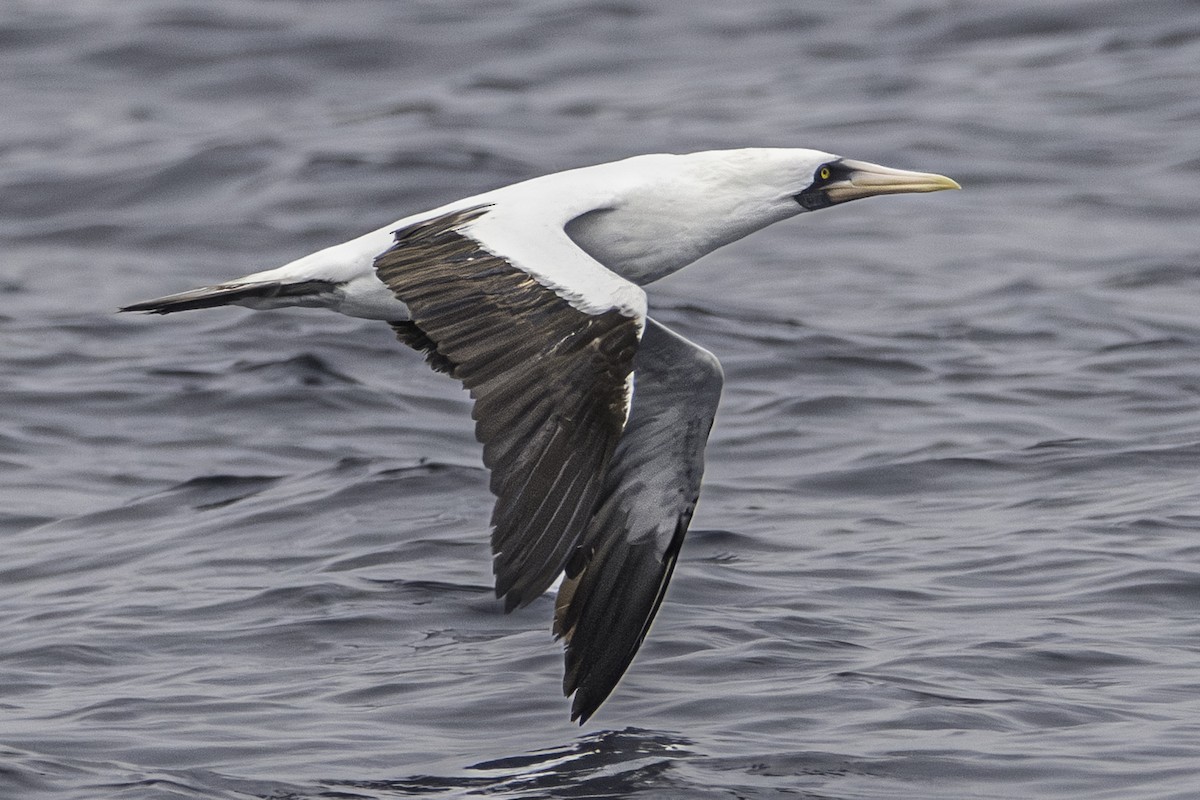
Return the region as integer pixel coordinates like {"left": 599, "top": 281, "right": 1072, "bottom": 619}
{"left": 122, "top": 148, "right": 959, "bottom": 723}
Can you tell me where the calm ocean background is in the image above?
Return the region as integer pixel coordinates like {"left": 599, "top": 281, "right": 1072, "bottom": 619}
{"left": 3, "top": 1, "right": 1200, "bottom": 798}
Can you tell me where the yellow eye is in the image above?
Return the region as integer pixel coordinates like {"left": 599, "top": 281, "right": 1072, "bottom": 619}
{"left": 819, "top": 166, "right": 831, "bottom": 181}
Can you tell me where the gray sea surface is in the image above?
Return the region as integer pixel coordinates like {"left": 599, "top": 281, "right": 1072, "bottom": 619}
{"left": 3, "top": 1, "right": 1200, "bottom": 798}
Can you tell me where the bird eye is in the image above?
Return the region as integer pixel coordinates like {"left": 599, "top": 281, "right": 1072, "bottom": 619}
{"left": 818, "top": 165, "right": 832, "bottom": 181}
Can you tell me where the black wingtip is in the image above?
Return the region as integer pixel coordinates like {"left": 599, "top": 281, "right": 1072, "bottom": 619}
{"left": 502, "top": 590, "right": 523, "bottom": 614}
{"left": 570, "top": 695, "right": 597, "bottom": 725}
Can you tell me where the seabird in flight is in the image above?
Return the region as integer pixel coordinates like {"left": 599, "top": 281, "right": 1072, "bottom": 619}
{"left": 122, "top": 148, "right": 959, "bottom": 722}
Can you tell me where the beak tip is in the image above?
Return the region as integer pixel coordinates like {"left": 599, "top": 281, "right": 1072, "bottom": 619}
{"left": 922, "top": 173, "right": 961, "bottom": 193}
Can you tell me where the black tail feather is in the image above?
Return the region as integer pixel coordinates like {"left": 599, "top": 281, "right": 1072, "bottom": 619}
{"left": 120, "top": 280, "right": 338, "bottom": 315}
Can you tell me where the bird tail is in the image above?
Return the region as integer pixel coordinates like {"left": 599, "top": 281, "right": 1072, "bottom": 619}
{"left": 119, "top": 280, "right": 337, "bottom": 315}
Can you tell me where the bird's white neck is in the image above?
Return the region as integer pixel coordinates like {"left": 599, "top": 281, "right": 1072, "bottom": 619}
{"left": 555, "top": 151, "right": 808, "bottom": 285}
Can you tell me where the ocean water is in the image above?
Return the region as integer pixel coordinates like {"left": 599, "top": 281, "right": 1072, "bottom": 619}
{"left": 3, "top": 1, "right": 1200, "bottom": 798}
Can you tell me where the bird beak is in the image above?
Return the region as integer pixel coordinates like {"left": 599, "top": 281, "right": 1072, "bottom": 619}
{"left": 825, "top": 159, "right": 961, "bottom": 204}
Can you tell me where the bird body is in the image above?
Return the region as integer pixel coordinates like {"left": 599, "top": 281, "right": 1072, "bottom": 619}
{"left": 122, "top": 147, "right": 958, "bottom": 722}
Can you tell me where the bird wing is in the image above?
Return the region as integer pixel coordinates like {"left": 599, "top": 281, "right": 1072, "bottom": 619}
{"left": 553, "top": 318, "right": 723, "bottom": 723}
{"left": 373, "top": 205, "right": 646, "bottom": 611}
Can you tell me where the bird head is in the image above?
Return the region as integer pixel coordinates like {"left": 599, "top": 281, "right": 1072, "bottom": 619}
{"left": 690, "top": 147, "right": 960, "bottom": 216}
{"left": 790, "top": 154, "right": 961, "bottom": 211}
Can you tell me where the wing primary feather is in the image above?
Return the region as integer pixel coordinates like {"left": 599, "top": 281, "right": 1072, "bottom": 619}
{"left": 552, "top": 318, "right": 723, "bottom": 724}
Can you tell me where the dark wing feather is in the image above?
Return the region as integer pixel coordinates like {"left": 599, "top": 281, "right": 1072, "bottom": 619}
{"left": 553, "top": 318, "right": 723, "bottom": 723}
{"left": 374, "top": 207, "right": 642, "bottom": 610}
